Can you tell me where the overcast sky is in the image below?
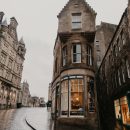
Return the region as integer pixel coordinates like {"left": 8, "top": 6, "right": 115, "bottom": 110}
{"left": 0, "top": 0, "right": 128, "bottom": 101}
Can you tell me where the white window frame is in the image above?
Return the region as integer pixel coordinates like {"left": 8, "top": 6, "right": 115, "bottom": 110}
{"left": 72, "top": 44, "right": 81, "bottom": 63}
{"left": 71, "top": 13, "right": 82, "bottom": 29}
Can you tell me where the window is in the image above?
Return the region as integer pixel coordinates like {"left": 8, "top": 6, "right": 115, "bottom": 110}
{"left": 126, "top": 59, "right": 130, "bottom": 78}
{"left": 122, "top": 65, "right": 125, "bottom": 83}
{"left": 121, "top": 30, "right": 126, "bottom": 45}
{"left": 0, "top": 68, "right": 3, "bottom": 77}
{"left": 5, "top": 71, "right": 10, "bottom": 80}
{"left": 95, "top": 41, "right": 100, "bottom": 51}
{"left": 117, "top": 38, "right": 120, "bottom": 52}
{"left": 62, "top": 47, "right": 67, "bottom": 66}
{"left": 1, "top": 52, "right": 7, "bottom": 64}
{"left": 87, "top": 46, "right": 92, "bottom": 66}
{"left": 70, "top": 79, "right": 84, "bottom": 115}
{"left": 88, "top": 77, "right": 95, "bottom": 112}
{"left": 55, "top": 58, "right": 57, "bottom": 73}
{"left": 118, "top": 70, "right": 121, "bottom": 86}
{"left": 72, "top": 13, "right": 81, "bottom": 29}
{"left": 72, "top": 44, "right": 81, "bottom": 63}
{"left": 61, "top": 80, "right": 68, "bottom": 115}
{"left": 8, "top": 58, "right": 13, "bottom": 69}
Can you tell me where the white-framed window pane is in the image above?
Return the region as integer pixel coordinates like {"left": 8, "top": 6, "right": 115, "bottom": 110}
{"left": 72, "top": 23, "right": 81, "bottom": 29}
{"left": 72, "top": 44, "right": 81, "bottom": 63}
{"left": 72, "top": 13, "right": 81, "bottom": 29}
{"left": 72, "top": 14, "right": 81, "bottom": 22}
{"left": 70, "top": 79, "right": 84, "bottom": 115}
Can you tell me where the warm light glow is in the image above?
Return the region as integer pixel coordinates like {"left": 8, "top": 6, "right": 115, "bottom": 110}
{"left": 76, "top": 97, "right": 79, "bottom": 101}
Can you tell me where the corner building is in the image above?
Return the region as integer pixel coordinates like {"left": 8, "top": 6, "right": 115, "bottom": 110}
{"left": 51, "top": 0, "right": 98, "bottom": 129}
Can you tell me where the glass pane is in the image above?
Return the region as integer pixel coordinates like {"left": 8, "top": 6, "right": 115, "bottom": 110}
{"left": 70, "top": 79, "right": 84, "bottom": 115}
{"left": 72, "top": 23, "right": 81, "bottom": 29}
{"left": 77, "top": 54, "right": 81, "bottom": 62}
{"left": 73, "top": 45, "right": 76, "bottom": 53}
{"left": 61, "top": 80, "right": 68, "bottom": 115}
{"left": 72, "top": 13, "right": 81, "bottom": 22}
{"left": 76, "top": 44, "right": 81, "bottom": 53}
{"left": 73, "top": 54, "right": 77, "bottom": 62}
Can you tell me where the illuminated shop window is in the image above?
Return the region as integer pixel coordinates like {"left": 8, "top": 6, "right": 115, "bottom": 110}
{"left": 114, "top": 96, "right": 130, "bottom": 125}
{"left": 70, "top": 79, "right": 84, "bottom": 115}
{"left": 120, "top": 96, "right": 130, "bottom": 125}
{"left": 114, "top": 100, "right": 121, "bottom": 120}
{"left": 61, "top": 80, "right": 68, "bottom": 115}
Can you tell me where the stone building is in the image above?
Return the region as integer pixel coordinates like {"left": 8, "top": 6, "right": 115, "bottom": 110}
{"left": 32, "top": 96, "right": 40, "bottom": 107}
{"left": 96, "top": 2, "right": 130, "bottom": 130}
{"left": 94, "top": 22, "right": 117, "bottom": 68}
{"left": 21, "top": 81, "right": 30, "bottom": 107}
{"left": 50, "top": 0, "right": 98, "bottom": 129}
{"left": 0, "top": 12, "right": 26, "bottom": 109}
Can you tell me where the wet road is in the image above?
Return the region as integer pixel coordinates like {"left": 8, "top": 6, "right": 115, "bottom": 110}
{"left": 0, "top": 108, "right": 53, "bottom": 130}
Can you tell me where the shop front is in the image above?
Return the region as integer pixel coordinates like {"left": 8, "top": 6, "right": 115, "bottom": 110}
{"left": 61, "top": 76, "right": 84, "bottom": 117}
{"left": 114, "top": 94, "right": 130, "bottom": 126}
{"left": 51, "top": 75, "right": 95, "bottom": 118}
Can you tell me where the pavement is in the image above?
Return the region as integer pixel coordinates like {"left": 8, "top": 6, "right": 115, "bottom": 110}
{"left": 0, "top": 107, "right": 53, "bottom": 130}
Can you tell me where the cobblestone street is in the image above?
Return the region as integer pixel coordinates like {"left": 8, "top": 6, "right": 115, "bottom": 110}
{"left": 0, "top": 108, "right": 53, "bottom": 130}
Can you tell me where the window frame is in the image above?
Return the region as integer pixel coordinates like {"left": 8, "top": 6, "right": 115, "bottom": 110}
{"left": 72, "top": 43, "right": 81, "bottom": 63}
{"left": 71, "top": 13, "right": 82, "bottom": 30}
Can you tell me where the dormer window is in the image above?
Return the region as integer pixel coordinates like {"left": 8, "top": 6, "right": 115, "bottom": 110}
{"left": 72, "top": 13, "right": 82, "bottom": 29}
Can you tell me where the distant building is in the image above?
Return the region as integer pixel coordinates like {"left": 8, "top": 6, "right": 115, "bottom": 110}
{"left": 32, "top": 96, "right": 40, "bottom": 107}
{"left": 94, "top": 22, "right": 117, "bottom": 68}
{"left": 0, "top": 12, "right": 26, "bottom": 109}
{"left": 21, "top": 81, "right": 30, "bottom": 107}
{"left": 39, "top": 97, "right": 46, "bottom": 107}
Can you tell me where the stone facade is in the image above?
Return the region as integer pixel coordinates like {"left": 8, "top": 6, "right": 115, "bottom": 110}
{"left": 0, "top": 12, "right": 26, "bottom": 109}
{"left": 21, "top": 81, "right": 30, "bottom": 107}
{"left": 50, "top": 0, "right": 99, "bottom": 129}
{"left": 96, "top": 2, "right": 130, "bottom": 130}
{"left": 94, "top": 22, "right": 117, "bottom": 68}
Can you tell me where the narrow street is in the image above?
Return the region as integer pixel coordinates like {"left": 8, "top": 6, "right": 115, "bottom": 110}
{"left": 0, "top": 108, "right": 53, "bottom": 130}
